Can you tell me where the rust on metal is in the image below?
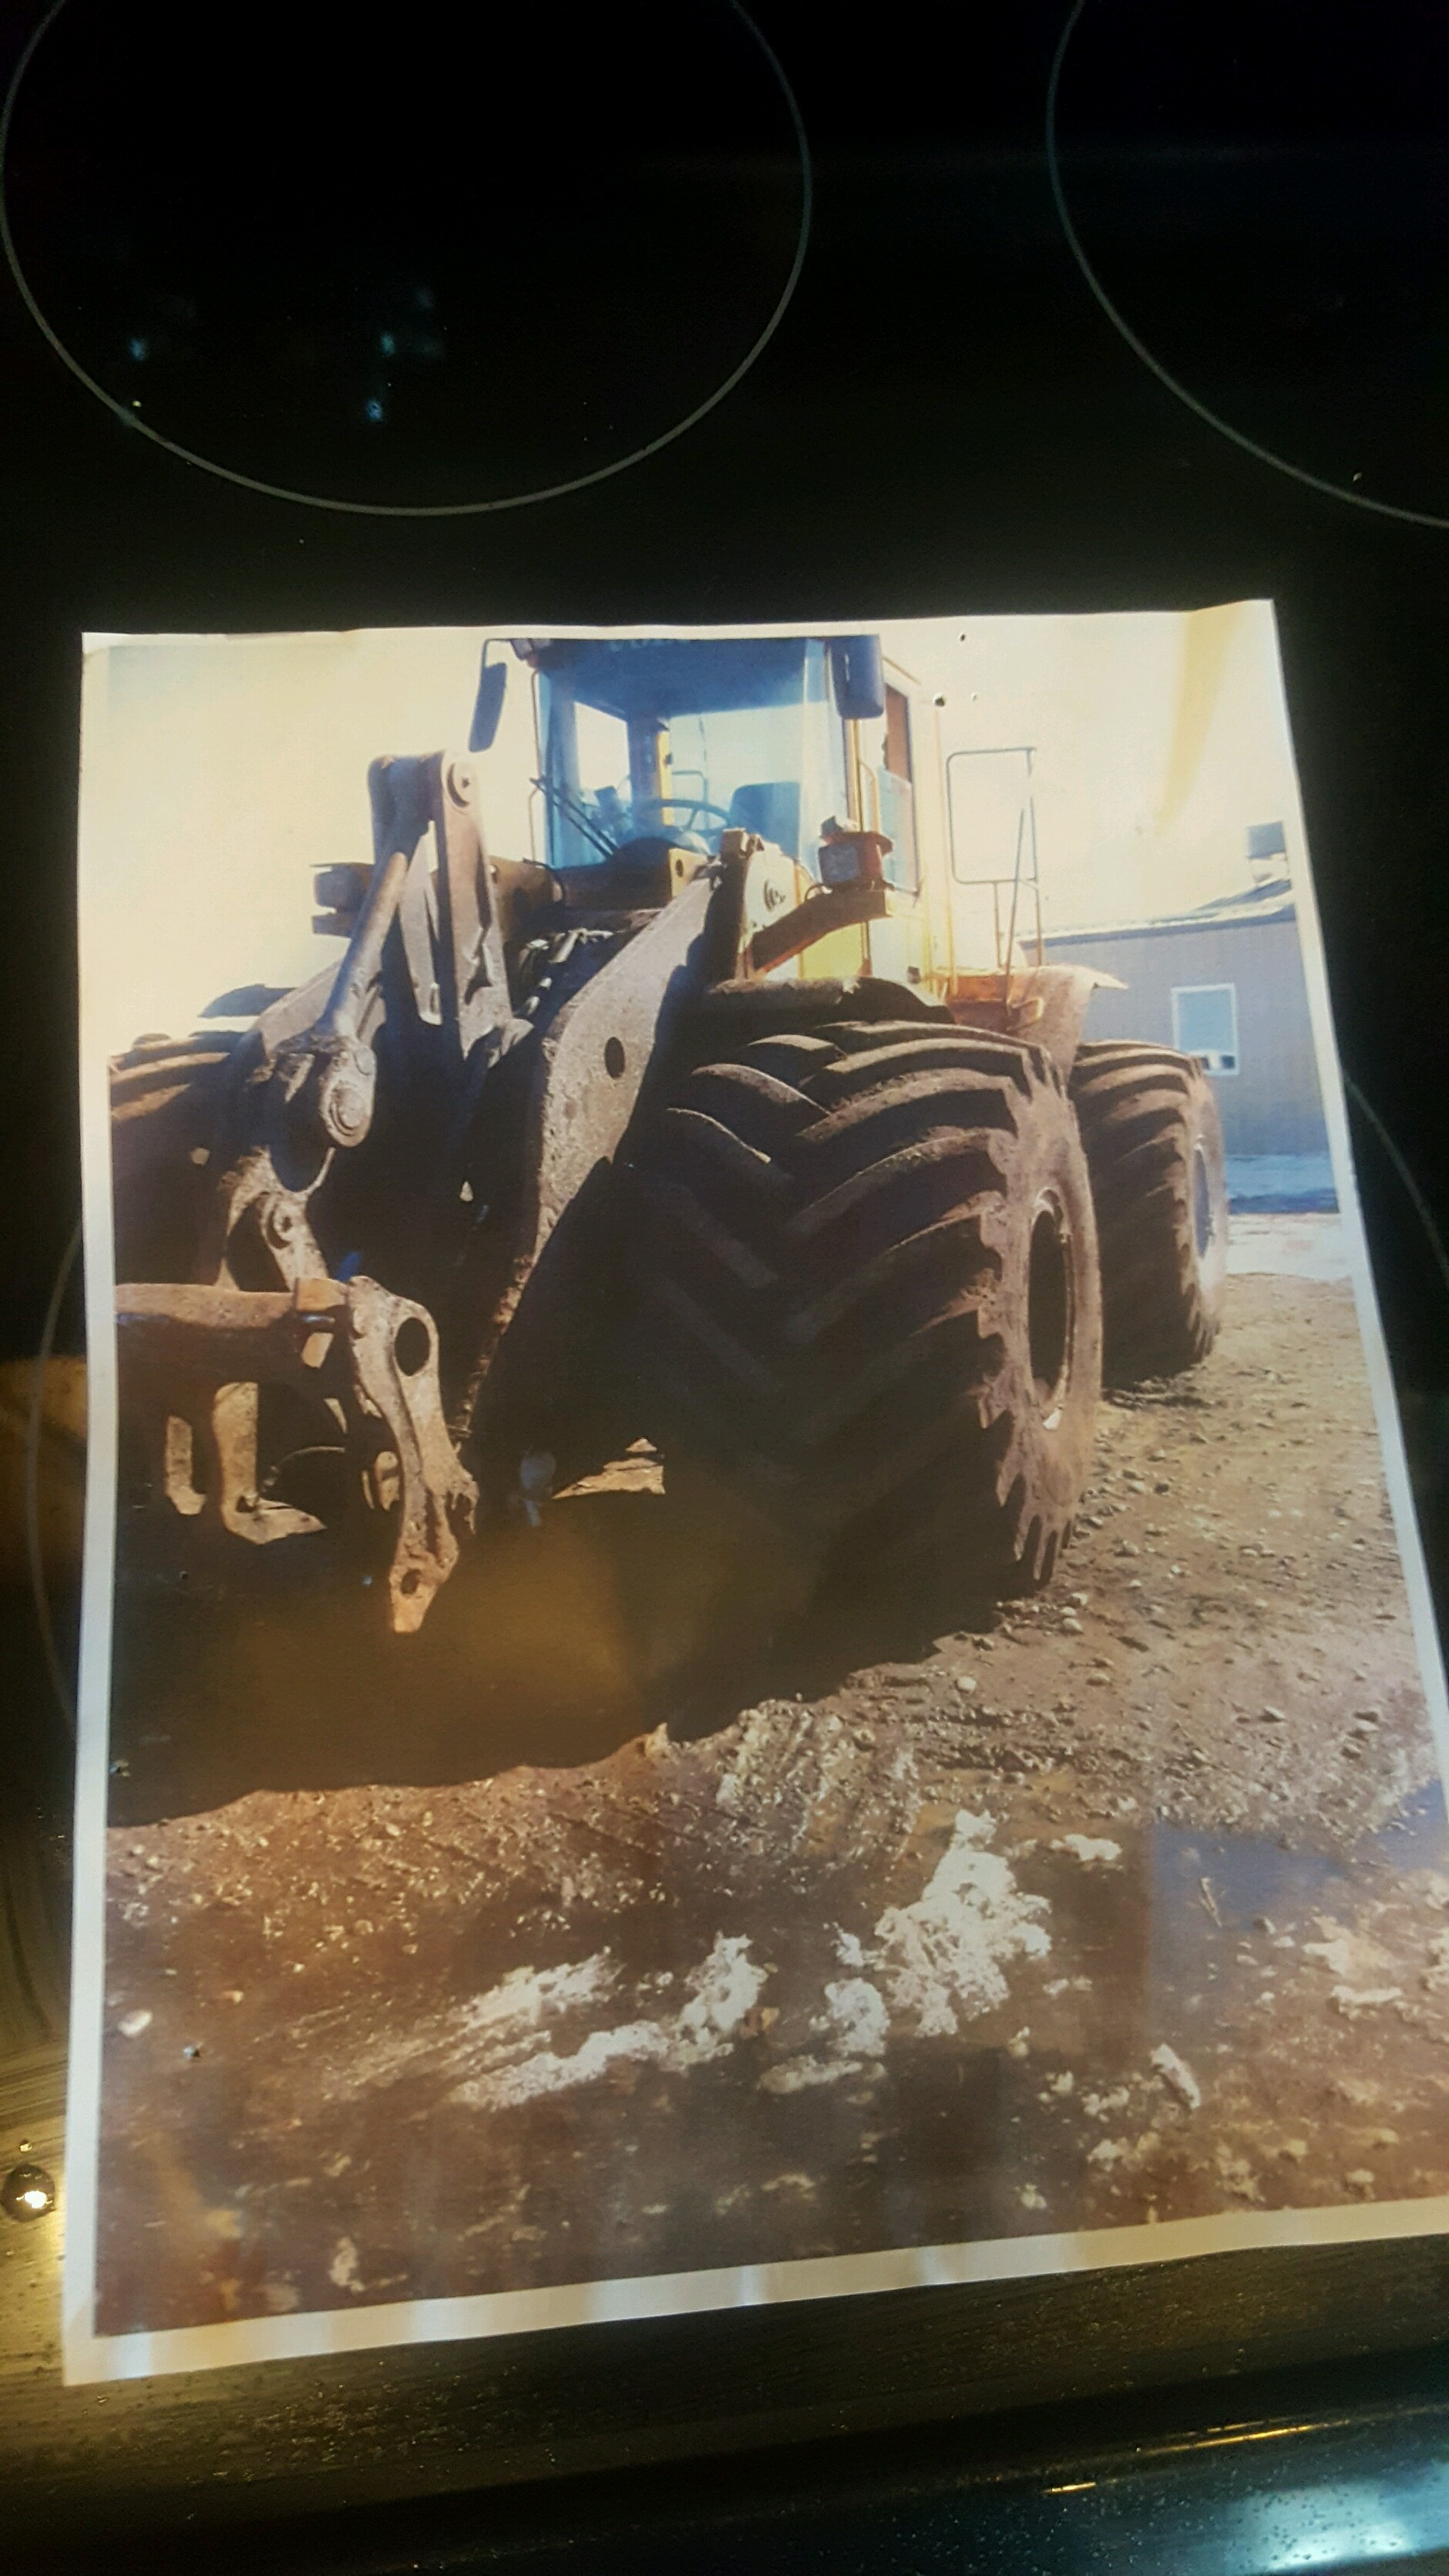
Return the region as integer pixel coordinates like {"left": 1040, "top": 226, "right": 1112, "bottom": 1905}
{"left": 746, "top": 876, "right": 889, "bottom": 977}
{"left": 944, "top": 963, "right": 1125, "bottom": 1078}
{"left": 341, "top": 1276, "right": 477, "bottom": 1631}
{"left": 116, "top": 1274, "right": 476, "bottom": 1633}
{"left": 459, "top": 871, "right": 718, "bottom": 1413}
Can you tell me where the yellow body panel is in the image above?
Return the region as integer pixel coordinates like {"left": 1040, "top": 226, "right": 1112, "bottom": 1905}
{"left": 791, "top": 922, "right": 869, "bottom": 983}
{"left": 736, "top": 655, "right": 1068, "bottom": 1034}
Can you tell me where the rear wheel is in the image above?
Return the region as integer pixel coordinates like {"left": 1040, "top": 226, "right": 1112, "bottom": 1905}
{"left": 1070, "top": 1041, "right": 1228, "bottom": 1384}
{"left": 619, "top": 1022, "right": 1101, "bottom": 1596}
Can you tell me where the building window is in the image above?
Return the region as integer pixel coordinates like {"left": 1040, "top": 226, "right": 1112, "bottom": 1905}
{"left": 1172, "top": 983, "right": 1239, "bottom": 1075}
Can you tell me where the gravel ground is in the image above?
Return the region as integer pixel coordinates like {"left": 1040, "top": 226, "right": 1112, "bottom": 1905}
{"left": 96, "top": 1267, "right": 1449, "bottom": 2339}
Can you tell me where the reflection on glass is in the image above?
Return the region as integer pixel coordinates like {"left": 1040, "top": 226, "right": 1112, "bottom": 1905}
{"left": 536, "top": 637, "right": 849, "bottom": 871}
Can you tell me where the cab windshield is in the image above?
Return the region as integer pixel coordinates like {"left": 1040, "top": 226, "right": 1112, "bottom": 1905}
{"left": 533, "top": 637, "right": 849, "bottom": 873}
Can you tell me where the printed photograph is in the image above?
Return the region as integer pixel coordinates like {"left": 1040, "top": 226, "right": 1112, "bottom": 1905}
{"left": 69, "top": 607, "right": 1449, "bottom": 2379}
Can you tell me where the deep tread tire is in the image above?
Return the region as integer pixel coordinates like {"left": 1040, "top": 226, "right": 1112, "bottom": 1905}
{"left": 620, "top": 1022, "right": 1101, "bottom": 1596}
{"left": 109, "top": 1032, "right": 246, "bottom": 1281}
{"left": 1070, "top": 1040, "right": 1229, "bottom": 1384}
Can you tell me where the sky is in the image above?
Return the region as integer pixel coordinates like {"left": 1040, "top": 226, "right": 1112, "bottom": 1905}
{"left": 886, "top": 601, "right": 1299, "bottom": 930}
{"left": 78, "top": 605, "right": 1303, "bottom": 1061}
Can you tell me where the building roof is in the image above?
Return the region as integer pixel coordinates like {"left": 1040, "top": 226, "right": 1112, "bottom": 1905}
{"left": 1044, "top": 871, "right": 1296, "bottom": 948}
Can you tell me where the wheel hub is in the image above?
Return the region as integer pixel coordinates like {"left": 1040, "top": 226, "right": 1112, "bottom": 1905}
{"left": 1027, "top": 1188, "right": 1074, "bottom": 1425}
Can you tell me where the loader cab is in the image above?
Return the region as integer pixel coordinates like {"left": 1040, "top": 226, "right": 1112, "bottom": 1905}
{"left": 516, "top": 634, "right": 861, "bottom": 880}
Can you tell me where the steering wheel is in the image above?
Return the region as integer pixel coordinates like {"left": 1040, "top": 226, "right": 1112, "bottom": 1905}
{"left": 630, "top": 796, "right": 733, "bottom": 844}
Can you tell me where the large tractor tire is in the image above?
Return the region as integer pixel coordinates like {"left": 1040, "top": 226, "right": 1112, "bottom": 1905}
{"left": 109, "top": 1031, "right": 246, "bottom": 1282}
{"left": 619, "top": 1021, "right": 1101, "bottom": 1597}
{"left": 1070, "top": 1041, "right": 1229, "bottom": 1385}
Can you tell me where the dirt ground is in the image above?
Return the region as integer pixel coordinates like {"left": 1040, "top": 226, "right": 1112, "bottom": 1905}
{"left": 95, "top": 1259, "right": 1449, "bottom": 2338}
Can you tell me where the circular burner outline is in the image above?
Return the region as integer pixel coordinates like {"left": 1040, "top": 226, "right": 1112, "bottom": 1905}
{"left": 1046, "top": 0, "right": 1449, "bottom": 533}
{"left": 0, "top": 0, "right": 812, "bottom": 518}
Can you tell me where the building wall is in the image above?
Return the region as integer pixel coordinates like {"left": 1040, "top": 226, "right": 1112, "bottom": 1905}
{"left": 1045, "top": 914, "right": 1330, "bottom": 1158}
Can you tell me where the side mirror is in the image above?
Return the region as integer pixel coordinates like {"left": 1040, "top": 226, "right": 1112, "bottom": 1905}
{"left": 469, "top": 657, "right": 508, "bottom": 752}
{"left": 830, "top": 634, "right": 886, "bottom": 722}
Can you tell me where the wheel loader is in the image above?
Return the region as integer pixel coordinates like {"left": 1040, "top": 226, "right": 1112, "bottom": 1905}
{"left": 109, "top": 631, "right": 1229, "bottom": 1633}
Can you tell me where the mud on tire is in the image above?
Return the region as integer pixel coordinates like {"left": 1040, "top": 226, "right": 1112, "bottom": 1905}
{"left": 1070, "top": 1040, "right": 1228, "bottom": 1385}
{"left": 618, "top": 1022, "right": 1102, "bottom": 1596}
{"left": 109, "top": 1031, "right": 247, "bottom": 1282}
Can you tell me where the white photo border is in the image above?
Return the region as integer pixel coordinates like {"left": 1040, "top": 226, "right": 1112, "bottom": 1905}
{"left": 62, "top": 606, "right": 1449, "bottom": 2384}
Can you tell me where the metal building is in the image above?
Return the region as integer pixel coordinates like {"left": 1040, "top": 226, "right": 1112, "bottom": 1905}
{"left": 1044, "top": 839, "right": 1335, "bottom": 1209}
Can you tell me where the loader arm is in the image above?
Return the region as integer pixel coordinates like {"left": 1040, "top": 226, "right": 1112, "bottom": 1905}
{"left": 113, "top": 753, "right": 741, "bottom": 1630}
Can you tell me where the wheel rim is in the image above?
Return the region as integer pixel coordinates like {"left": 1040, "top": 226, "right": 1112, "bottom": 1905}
{"left": 1027, "top": 1189, "right": 1074, "bottom": 1428}
{"left": 1192, "top": 1141, "right": 1215, "bottom": 1264}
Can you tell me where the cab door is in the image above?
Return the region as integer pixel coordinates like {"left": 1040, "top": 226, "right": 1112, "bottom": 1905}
{"left": 856, "top": 674, "right": 928, "bottom": 989}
